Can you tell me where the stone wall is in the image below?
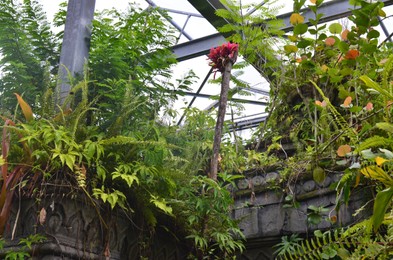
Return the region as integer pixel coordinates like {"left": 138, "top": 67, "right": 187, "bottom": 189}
{"left": 2, "top": 172, "right": 371, "bottom": 259}
{"left": 2, "top": 192, "right": 187, "bottom": 260}
{"left": 233, "top": 171, "right": 372, "bottom": 259}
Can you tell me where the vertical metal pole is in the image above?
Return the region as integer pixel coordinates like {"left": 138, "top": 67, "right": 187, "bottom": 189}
{"left": 57, "top": 0, "right": 96, "bottom": 106}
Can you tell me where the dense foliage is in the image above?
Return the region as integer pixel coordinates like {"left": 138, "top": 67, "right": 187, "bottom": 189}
{"left": 2, "top": 0, "right": 393, "bottom": 259}
{"left": 216, "top": 0, "right": 393, "bottom": 258}
{"left": 0, "top": 1, "right": 244, "bottom": 259}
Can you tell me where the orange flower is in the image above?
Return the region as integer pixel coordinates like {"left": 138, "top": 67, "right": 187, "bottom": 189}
{"left": 345, "top": 49, "right": 360, "bottom": 60}
{"left": 337, "top": 144, "right": 351, "bottom": 157}
{"left": 325, "top": 37, "right": 335, "bottom": 46}
{"left": 364, "top": 102, "right": 373, "bottom": 111}
{"left": 315, "top": 100, "right": 327, "bottom": 107}
{"left": 342, "top": 96, "right": 352, "bottom": 107}
{"left": 341, "top": 29, "right": 349, "bottom": 40}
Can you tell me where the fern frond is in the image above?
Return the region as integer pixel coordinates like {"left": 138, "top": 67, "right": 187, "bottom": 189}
{"left": 355, "top": 135, "right": 393, "bottom": 153}
{"left": 376, "top": 122, "right": 393, "bottom": 134}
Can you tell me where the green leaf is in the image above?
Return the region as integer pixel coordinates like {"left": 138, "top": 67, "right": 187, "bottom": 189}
{"left": 361, "top": 149, "right": 377, "bottom": 159}
{"left": 373, "top": 187, "right": 393, "bottom": 232}
{"left": 313, "top": 166, "right": 325, "bottom": 184}
{"left": 338, "top": 41, "right": 349, "bottom": 53}
{"left": 329, "top": 23, "right": 342, "bottom": 34}
{"left": 297, "top": 39, "right": 312, "bottom": 48}
{"left": 367, "top": 29, "right": 380, "bottom": 39}
{"left": 337, "top": 248, "right": 350, "bottom": 258}
{"left": 360, "top": 75, "right": 393, "bottom": 99}
{"left": 349, "top": 106, "right": 362, "bottom": 113}
{"left": 107, "top": 193, "right": 118, "bottom": 209}
{"left": 293, "top": 23, "right": 308, "bottom": 35}
{"left": 314, "top": 230, "right": 323, "bottom": 237}
{"left": 65, "top": 154, "right": 75, "bottom": 171}
{"left": 112, "top": 171, "right": 139, "bottom": 187}
{"left": 97, "top": 165, "right": 106, "bottom": 181}
{"left": 356, "top": 135, "right": 393, "bottom": 153}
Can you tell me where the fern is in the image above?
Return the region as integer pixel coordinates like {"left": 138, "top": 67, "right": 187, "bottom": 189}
{"left": 277, "top": 229, "right": 355, "bottom": 260}
{"left": 355, "top": 135, "right": 393, "bottom": 153}
{"left": 376, "top": 122, "right": 393, "bottom": 134}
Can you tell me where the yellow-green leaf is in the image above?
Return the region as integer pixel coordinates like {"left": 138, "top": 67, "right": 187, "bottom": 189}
{"left": 288, "top": 35, "right": 297, "bottom": 42}
{"left": 329, "top": 23, "right": 342, "bottom": 34}
{"left": 378, "top": 8, "right": 386, "bottom": 17}
{"left": 360, "top": 75, "right": 393, "bottom": 99}
{"left": 284, "top": 45, "right": 298, "bottom": 53}
{"left": 361, "top": 166, "right": 393, "bottom": 186}
{"left": 14, "top": 93, "right": 33, "bottom": 122}
{"left": 150, "top": 196, "right": 173, "bottom": 216}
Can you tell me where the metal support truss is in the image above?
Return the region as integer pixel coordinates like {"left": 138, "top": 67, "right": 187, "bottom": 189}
{"left": 177, "top": 68, "right": 213, "bottom": 125}
{"left": 179, "top": 91, "right": 268, "bottom": 106}
{"left": 228, "top": 114, "right": 268, "bottom": 132}
{"left": 146, "top": 0, "right": 193, "bottom": 40}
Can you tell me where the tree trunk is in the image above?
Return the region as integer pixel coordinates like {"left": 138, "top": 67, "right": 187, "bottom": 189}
{"left": 210, "top": 53, "right": 237, "bottom": 180}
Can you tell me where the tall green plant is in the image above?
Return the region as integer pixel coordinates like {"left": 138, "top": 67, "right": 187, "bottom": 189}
{"left": 0, "top": 0, "right": 59, "bottom": 113}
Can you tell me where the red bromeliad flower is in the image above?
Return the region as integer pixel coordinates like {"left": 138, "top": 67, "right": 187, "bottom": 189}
{"left": 208, "top": 42, "right": 239, "bottom": 74}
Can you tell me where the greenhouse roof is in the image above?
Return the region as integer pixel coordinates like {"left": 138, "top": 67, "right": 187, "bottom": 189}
{"left": 41, "top": 0, "right": 393, "bottom": 138}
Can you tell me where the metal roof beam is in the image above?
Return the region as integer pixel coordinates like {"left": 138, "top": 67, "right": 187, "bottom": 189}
{"left": 179, "top": 91, "right": 268, "bottom": 106}
{"left": 172, "top": 33, "right": 225, "bottom": 61}
{"left": 177, "top": 0, "right": 393, "bottom": 61}
{"left": 229, "top": 115, "right": 268, "bottom": 131}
